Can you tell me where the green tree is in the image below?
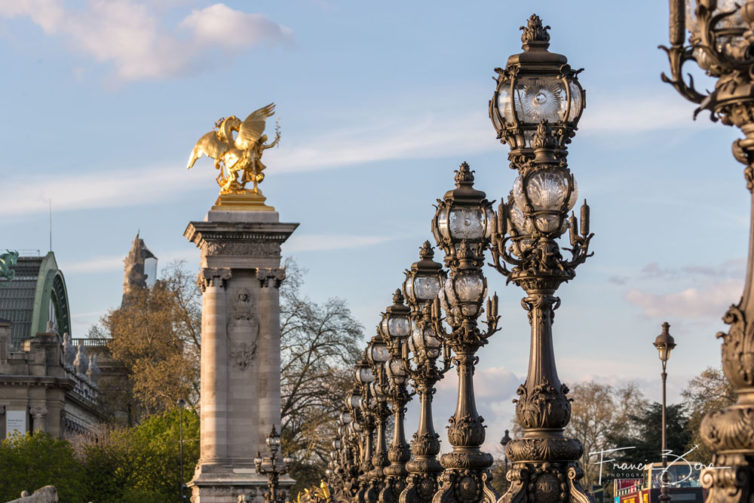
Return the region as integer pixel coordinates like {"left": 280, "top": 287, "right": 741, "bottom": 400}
{"left": 682, "top": 367, "right": 736, "bottom": 464}
{"left": 606, "top": 402, "right": 690, "bottom": 475}
{"left": 0, "top": 432, "right": 85, "bottom": 502}
{"left": 79, "top": 407, "right": 200, "bottom": 502}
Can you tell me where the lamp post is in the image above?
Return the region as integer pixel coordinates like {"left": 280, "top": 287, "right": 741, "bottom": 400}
{"left": 488, "top": 14, "right": 594, "bottom": 503}
{"left": 662, "top": 2, "right": 754, "bottom": 502}
{"left": 377, "top": 290, "right": 413, "bottom": 503}
{"left": 339, "top": 409, "right": 361, "bottom": 502}
{"left": 355, "top": 356, "right": 377, "bottom": 503}
{"left": 654, "top": 322, "right": 676, "bottom": 503}
{"left": 254, "top": 425, "right": 293, "bottom": 503}
{"left": 366, "top": 335, "right": 391, "bottom": 503}
{"left": 399, "top": 243, "right": 450, "bottom": 503}
{"left": 500, "top": 430, "right": 511, "bottom": 485}
{"left": 177, "top": 398, "right": 187, "bottom": 502}
{"left": 430, "top": 162, "right": 500, "bottom": 503}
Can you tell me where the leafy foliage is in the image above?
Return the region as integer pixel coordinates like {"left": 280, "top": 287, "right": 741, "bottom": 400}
{"left": 682, "top": 367, "right": 735, "bottom": 463}
{"left": 0, "top": 433, "right": 85, "bottom": 503}
{"left": 0, "top": 409, "right": 199, "bottom": 503}
{"left": 104, "top": 262, "right": 201, "bottom": 417}
{"left": 606, "top": 402, "right": 691, "bottom": 476}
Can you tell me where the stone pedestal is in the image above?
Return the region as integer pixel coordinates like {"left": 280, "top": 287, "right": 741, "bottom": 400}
{"left": 185, "top": 208, "right": 298, "bottom": 503}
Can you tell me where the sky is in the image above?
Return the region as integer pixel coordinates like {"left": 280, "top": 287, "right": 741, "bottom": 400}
{"left": 0, "top": 0, "right": 745, "bottom": 456}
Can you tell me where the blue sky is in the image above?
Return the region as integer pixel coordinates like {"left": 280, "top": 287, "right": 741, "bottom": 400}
{"left": 0, "top": 0, "right": 745, "bottom": 453}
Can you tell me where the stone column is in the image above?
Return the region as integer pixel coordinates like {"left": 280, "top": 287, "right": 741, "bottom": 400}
{"left": 185, "top": 208, "right": 297, "bottom": 503}
{"left": 199, "top": 267, "right": 231, "bottom": 465}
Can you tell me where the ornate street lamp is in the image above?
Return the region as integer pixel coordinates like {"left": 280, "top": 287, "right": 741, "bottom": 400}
{"left": 354, "top": 356, "right": 377, "bottom": 503}
{"left": 376, "top": 290, "right": 413, "bottom": 503}
{"left": 662, "top": 2, "right": 754, "bottom": 502}
{"left": 365, "top": 336, "right": 391, "bottom": 503}
{"left": 490, "top": 14, "right": 586, "bottom": 168}
{"left": 488, "top": 15, "right": 593, "bottom": 503}
{"left": 654, "top": 322, "right": 676, "bottom": 503}
{"left": 400, "top": 302, "right": 451, "bottom": 503}
{"left": 339, "top": 409, "right": 361, "bottom": 502}
{"left": 254, "top": 425, "right": 293, "bottom": 503}
{"left": 430, "top": 162, "right": 500, "bottom": 503}
{"left": 398, "top": 242, "right": 450, "bottom": 503}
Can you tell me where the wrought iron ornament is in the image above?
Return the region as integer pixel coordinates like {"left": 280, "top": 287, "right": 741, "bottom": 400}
{"left": 663, "top": 2, "right": 754, "bottom": 503}
{"left": 489, "top": 14, "right": 594, "bottom": 503}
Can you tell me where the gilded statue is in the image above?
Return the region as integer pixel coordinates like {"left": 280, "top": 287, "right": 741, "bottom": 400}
{"left": 187, "top": 103, "right": 280, "bottom": 196}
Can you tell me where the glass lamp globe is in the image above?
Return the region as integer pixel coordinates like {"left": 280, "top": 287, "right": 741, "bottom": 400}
{"left": 403, "top": 241, "right": 446, "bottom": 308}
{"left": 380, "top": 290, "right": 411, "bottom": 342}
{"left": 490, "top": 14, "right": 586, "bottom": 151}
{"left": 369, "top": 337, "right": 390, "bottom": 363}
{"left": 432, "top": 163, "right": 495, "bottom": 258}
{"left": 386, "top": 357, "right": 407, "bottom": 385}
{"left": 510, "top": 170, "right": 577, "bottom": 236}
{"left": 444, "top": 270, "right": 486, "bottom": 317}
{"left": 355, "top": 356, "right": 375, "bottom": 384}
{"left": 340, "top": 411, "right": 352, "bottom": 425}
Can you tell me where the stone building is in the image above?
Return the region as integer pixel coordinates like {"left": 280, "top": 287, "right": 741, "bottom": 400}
{"left": 0, "top": 252, "right": 105, "bottom": 439}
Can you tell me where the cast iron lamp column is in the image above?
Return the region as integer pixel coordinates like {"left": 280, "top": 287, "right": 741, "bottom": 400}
{"left": 356, "top": 357, "right": 377, "bottom": 503}
{"left": 254, "top": 426, "right": 293, "bottom": 503}
{"left": 366, "top": 336, "right": 392, "bottom": 503}
{"left": 500, "top": 430, "right": 511, "bottom": 487}
{"left": 340, "top": 409, "right": 361, "bottom": 502}
{"left": 488, "top": 14, "right": 593, "bottom": 503}
{"left": 399, "top": 243, "right": 450, "bottom": 503}
{"left": 663, "top": 2, "right": 754, "bottom": 502}
{"left": 430, "top": 163, "right": 500, "bottom": 503}
{"left": 654, "top": 323, "right": 676, "bottom": 503}
{"left": 377, "top": 290, "right": 413, "bottom": 503}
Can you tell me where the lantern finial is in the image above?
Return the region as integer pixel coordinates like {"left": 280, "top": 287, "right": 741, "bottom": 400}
{"left": 419, "top": 240, "right": 434, "bottom": 260}
{"left": 521, "top": 14, "right": 550, "bottom": 48}
{"left": 454, "top": 162, "right": 475, "bottom": 187}
{"left": 392, "top": 289, "right": 405, "bottom": 305}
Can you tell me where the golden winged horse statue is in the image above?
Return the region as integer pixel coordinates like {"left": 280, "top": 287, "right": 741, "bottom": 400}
{"left": 187, "top": 103, "right": 280, "bottom": 196}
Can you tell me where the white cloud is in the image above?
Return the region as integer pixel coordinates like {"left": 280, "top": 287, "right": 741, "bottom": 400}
{"left": 579, "top": 94, "right": 709, "bottom": 134}
{"left": 265, "top": 112, "right": 495, "bottom": 174}
{"left": 0, "top": 163, "right": 206, "bottom": 216}
{"left": 63, "top": 248, "right": 197, "bottom": 274}
{"left": 0, "top": 1, "right": 292, "bottom": 82}
{"left": 625, "top": 278, "right": 741, "bottom": 319}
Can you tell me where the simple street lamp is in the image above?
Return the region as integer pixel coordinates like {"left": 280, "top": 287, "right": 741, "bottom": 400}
{"left": 489, "top": 14, "right": 593, "bottom": 503}
{"left": 500, "top": 429, "right": 511, "bottom": 482}
{"left": 662, "top": 2, "right": 754, "bottom": 501}
{"left": 254, "top": 425, "right": 293, "bottom": 503}
{"left": 377, "top": 290, "right": 413, "bottom": 503}
{"left": 177, "top": 398, "right": 187, "bottom": 502}
{"left": 654, "top": 322, "right": 676, "bottom": 503}
{"left": 399, "top": 243, "right": 450, "bottom": 503}
{"left": 430, "top": 162, "right": 500, "bottom": 503}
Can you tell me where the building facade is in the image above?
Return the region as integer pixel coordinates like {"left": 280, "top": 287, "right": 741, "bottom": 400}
{"left": 0, "top": 252, "right": 104, "bottom": 439}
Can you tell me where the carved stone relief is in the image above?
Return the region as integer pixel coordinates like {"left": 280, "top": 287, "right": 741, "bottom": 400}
{"left": 228, "top": 288, "right": 259, "bottom": 371}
